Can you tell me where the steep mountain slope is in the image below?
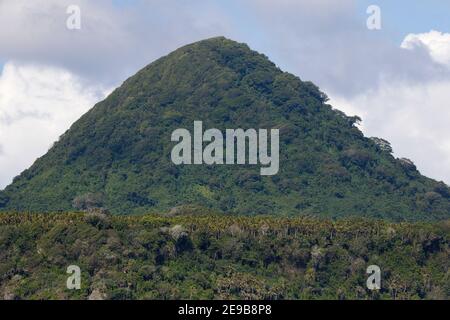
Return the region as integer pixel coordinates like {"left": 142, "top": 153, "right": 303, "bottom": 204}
{"left": 1, "top": 37, "right": 449, "bottom": 220}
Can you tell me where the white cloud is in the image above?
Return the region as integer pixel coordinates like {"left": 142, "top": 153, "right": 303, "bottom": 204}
{"left": 0, "top": 0, "right": 233, "bottom": 84}
{"left": 401, "top": 30, "right": 450, "bottom": 67}
{"left": 330, "top": 78, "right": 450, "bottom": 185}
{"left": 326, "top": 31, "right": 450, "bottom": 185}
{"left": 0, "top": 62, "right": 109, "bottom": 189}
{"left": 241, "top": 0, "right": 449, "bottom": 97}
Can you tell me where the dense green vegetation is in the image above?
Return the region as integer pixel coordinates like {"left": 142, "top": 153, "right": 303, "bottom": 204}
{"left": 1, "top": 37, "right": 449, "bottom": 220}
{"left": 0, "top": 212, "right": 448, "bottom": 300}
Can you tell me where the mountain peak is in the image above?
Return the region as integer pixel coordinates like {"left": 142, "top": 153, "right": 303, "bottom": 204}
{"left": 130, "top": 36, "right": 277, "bottom": 87}
{"left": 1, "top": 38, "right": 449, "bottom": 220}
{"left": 173, "top": 36, "right": 251, "bottom": 54}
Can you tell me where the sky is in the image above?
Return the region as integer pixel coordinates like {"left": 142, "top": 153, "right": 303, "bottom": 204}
{"left": 1, "top": 0, "right": 450, "bottom": 188}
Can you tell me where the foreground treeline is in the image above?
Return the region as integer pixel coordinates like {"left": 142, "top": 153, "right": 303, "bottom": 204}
{"left": 0, "top": 212, "right": 448, "bottom": 300}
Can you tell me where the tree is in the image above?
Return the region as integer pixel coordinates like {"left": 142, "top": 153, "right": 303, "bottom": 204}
{"left": 370, "top": 137, "right": 393, "bottom": 153}
{"left": 0, "top": 192, "right": 9, "bottom": 208}
{"left": 398, "top": 158, "right": 416, "bottom": 171}
{"left": 348, "top": 115, "right": 362, "bottom": 127}
{"left": 72, "top": 193, "right": 105, "bottom": 211}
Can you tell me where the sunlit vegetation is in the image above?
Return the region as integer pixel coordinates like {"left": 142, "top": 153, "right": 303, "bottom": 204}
{"left": 1, "top": 211, "right": 448, "bottom": 300}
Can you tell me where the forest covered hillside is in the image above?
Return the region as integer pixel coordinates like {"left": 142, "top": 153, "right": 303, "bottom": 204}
{"left": 0, "top": 212, "right": 448, "bottom": 300}
{"left": 0, "top": 37, "right": 449, "bottom": 221}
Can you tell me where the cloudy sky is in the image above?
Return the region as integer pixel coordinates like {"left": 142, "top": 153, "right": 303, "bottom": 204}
{"left": 1, "top": 0, "right": 450, "bottom": 188}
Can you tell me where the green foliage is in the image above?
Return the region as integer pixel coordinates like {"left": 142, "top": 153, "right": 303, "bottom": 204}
{"left": 1, "top": 37, "right": 450, "bottom": 221}
{"left": 72, "top": 193, "right": 105, "bottom": 211}
{"left": 0, "top": 212, "right": 448, "bottom": 300}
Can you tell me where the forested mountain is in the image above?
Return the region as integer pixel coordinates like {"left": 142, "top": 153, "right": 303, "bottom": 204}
{"left": 1, "top": 37, "right": 449, "bottom": 221}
